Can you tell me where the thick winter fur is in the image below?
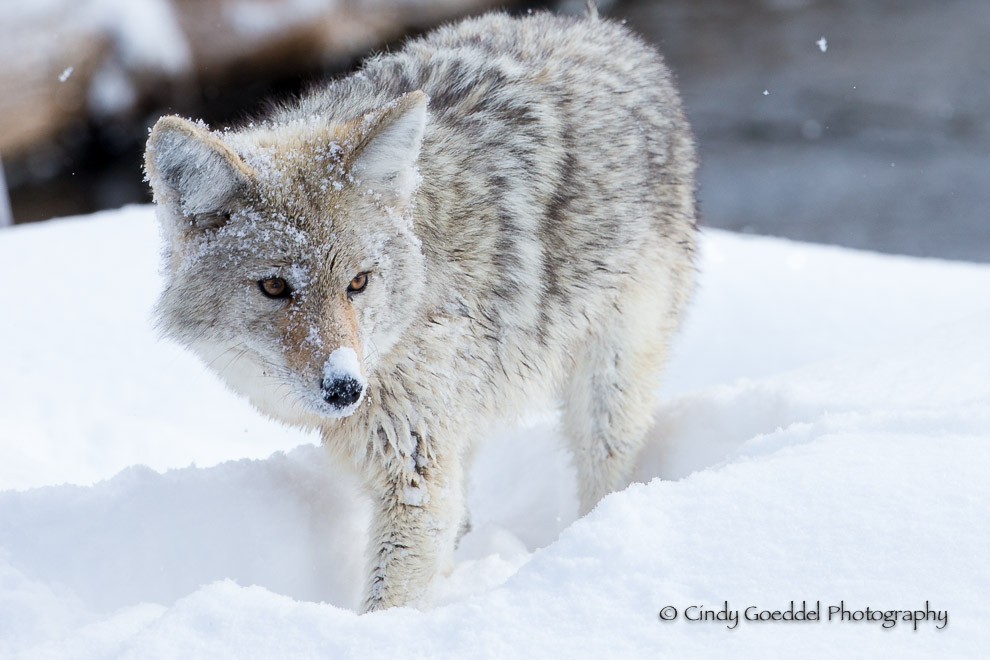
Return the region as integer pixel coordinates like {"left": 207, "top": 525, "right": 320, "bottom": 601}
{"left": 145, "top": 11, "right": 697, "bottom": 612}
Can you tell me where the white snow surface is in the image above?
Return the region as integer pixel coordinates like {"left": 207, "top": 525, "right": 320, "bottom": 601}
{"left": 2, "top": 205, "right": 989, "bottom": 658}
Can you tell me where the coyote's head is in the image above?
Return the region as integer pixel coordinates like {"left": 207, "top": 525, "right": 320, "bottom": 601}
{"left": 145, "top": 91, "right": 429, "bottom": 426}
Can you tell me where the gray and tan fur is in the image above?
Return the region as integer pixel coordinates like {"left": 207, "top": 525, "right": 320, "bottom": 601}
{"left": 145, "top": 10, "right": 697, "bottom": 611}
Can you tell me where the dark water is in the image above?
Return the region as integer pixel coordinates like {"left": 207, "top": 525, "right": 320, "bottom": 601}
{"left": 630, "top": 0, "right": 990, "bottom": 262}
{"left": 8, "top": 0, "right": 990, "bottom": 262}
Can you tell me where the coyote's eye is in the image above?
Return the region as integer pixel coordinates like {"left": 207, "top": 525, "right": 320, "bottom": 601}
{"left": 258, "top": 277, "right": 291, "bottom": 299}
{"left": 347, "top": 272, "right": 369, "bottom": 297}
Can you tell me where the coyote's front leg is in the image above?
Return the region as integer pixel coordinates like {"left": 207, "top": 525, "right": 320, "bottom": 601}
{"left": 361, "top": 429, "right": 464, "bottom": 612}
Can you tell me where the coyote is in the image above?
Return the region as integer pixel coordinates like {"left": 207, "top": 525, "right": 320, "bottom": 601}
{"left": 145, "top": 9, "right": 697, "bottom": 611}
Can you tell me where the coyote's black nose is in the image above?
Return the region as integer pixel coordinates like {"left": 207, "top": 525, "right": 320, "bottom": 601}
{"left": 321, "top": 376, "right": 364, "bottom": 409}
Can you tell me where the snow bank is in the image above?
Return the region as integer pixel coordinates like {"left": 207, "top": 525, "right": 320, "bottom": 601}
{"left": 1, "top": 206, "right": 988, "bottom": 658}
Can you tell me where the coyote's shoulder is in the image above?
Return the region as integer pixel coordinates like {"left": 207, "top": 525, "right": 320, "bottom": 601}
{"left": 146, "top": 11, "right": 697, "bottom": 612}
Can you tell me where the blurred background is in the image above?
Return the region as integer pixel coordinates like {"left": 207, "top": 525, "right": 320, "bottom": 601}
{"left": 2, "top": 0, "right": 987, "bottom": 261}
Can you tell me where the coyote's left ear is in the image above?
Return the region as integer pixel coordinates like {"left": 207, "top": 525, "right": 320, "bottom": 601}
{"left": 145, "top": 116, "right": 252, "bottom": 221}
{"left": 351, "top": 90, "right": 428, "bottom": 210}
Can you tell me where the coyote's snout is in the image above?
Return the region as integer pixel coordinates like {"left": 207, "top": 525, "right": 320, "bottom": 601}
{"left": 320, "top": 348, "right": 366, "bottom": 415}
{"left": 146, "top": 10, "right": 698, "bottom": 612}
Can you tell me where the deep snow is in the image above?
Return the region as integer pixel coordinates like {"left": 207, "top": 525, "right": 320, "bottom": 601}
{"left": 1, "top": 206, "right": 989, "bottom": 658}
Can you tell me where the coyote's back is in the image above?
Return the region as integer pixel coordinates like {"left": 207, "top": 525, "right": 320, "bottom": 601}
{"left": 146, "top": 11, "right": 697, "bottom": 611}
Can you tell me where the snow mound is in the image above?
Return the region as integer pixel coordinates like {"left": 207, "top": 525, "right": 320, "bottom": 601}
{"left": 1, "top": 206, "right": 988, "bottom": 658}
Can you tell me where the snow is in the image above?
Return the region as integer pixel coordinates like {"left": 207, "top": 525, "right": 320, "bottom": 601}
{"left": 323, "top": 347, "right": 364, "bottom": 385}
{"left": 87, "top": 60, "right": 138, "bottom": 117}
{"left": 817, "top": 36, "right": 828, "bottom": 53}
{"left": 35, "top": 0, "right": 193, "bottom": 75}
{"left": 98, "top": 0, "right": 191, "bottom": 75}
{"left": 2, "top": 205, "right": 989, "bottom": 658}
{"left": 226, "top": 0, "right": 335, "bottom": 38}
{"left": 5, "top": 0, "right": 192, "bottom": 117}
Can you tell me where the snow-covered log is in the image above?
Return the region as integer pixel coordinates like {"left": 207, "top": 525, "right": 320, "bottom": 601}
{"left": 0, "top": 0, "right": 509, "bottom": 157}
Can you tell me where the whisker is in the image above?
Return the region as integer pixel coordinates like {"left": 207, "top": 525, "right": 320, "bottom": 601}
{"left": 205, "top": 342, "right": 246, "bottom": 371}
{"left": 217, "top": 348, "right": 250, "bottom": 376}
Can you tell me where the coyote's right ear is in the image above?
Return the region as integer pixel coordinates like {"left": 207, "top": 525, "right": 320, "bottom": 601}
{"left": 145, "top": 116, "right": 251, "bottom": 222}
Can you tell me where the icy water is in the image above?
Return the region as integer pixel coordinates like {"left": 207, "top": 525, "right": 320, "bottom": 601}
{"left": 7, "top": 0, "right": 989, "bottom": 262}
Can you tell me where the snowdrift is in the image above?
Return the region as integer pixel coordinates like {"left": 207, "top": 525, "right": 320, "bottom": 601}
{"left": 2, "top": 206, "right": 988, "bottom": 658}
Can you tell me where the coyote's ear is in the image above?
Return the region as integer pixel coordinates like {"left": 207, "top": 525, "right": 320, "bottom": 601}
{"left": 350, "top": 90, "right": 428, "bottom": 209}
{"left": 145, "top": 116, "right": 251, "bottom": 221}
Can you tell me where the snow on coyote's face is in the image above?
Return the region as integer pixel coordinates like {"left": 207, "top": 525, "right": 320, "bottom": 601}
{"left": 145, "top": 94, "right": 428, "bottom": 426}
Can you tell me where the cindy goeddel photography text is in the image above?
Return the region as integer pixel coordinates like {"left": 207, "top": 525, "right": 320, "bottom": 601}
{"left": 657, "top": 601, "right": 949, "bottom": 631}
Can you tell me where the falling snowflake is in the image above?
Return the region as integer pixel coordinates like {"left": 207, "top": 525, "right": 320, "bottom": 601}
{"left": 58, "top": 66, "right": 74, "bottom": 83}
{"left": 817, "top": 37, "right": 828, "bottom": 53}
